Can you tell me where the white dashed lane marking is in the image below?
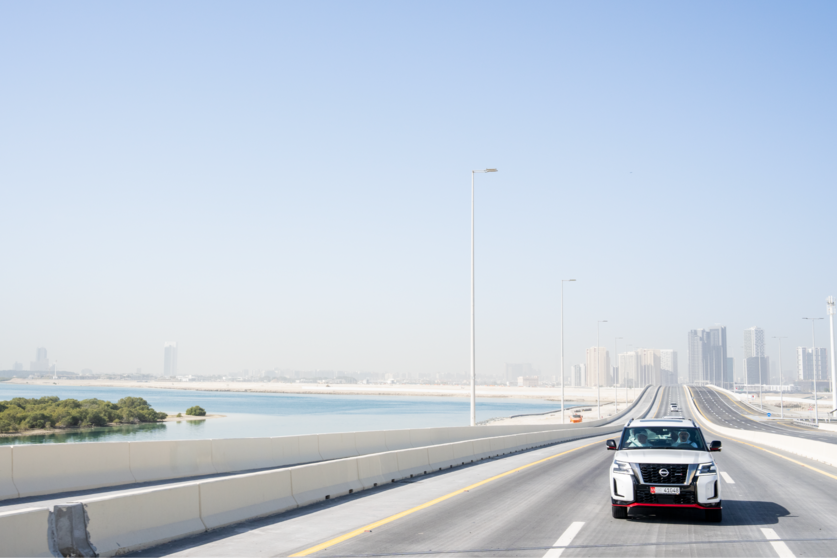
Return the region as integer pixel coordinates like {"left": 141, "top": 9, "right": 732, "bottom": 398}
{"left": 543, "top": 522, "right": 585, "bottom": 558}
{"left": 761, "top": 528, "right": 795, "bottom": 558}
{"left": 720, "top": 471, "right": 734, "bottom": 484}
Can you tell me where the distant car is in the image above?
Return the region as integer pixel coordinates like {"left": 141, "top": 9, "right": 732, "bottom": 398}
{"left": 670, "top": 403, "right": 679, "bottom": 411}
{"left": 606, "top": 417, "right": 722, "bottom": 521}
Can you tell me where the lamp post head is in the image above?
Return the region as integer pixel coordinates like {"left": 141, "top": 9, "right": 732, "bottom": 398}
{"left": 485, "top": 168, "right": 498, "bottom": 172}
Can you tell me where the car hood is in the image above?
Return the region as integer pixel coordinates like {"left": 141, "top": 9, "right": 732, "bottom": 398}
{"left": 614, "top": 450, "right": 712, "bottom": 464}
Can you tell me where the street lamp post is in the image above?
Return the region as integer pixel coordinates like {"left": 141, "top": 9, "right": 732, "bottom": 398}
{"left": 597, "top": 320, "right": 608, "bottom": 419}
{"left": 469, "top": 168, "right": 498, "bottom": 427}
{"left": 828, "top": 297, "right": 837, "bottom": 412}
{"left": 561, "top": 279, "right": 576, "bottom": 424}
{"left": 803, "top": 317, "right": 824, "bottom": 425}
{"left": 773, "top": 336, "right": 787, "bottom": 419}
{"left": 614, "top": 337, "right": 622, "bottom": 412}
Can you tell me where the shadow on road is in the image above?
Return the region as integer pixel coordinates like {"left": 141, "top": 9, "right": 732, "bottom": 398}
{"left": 628, "top": 499, "right": 791, "bottom": 526}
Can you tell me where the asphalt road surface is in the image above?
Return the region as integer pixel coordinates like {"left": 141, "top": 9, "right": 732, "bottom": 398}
{"left": 691, "top": 385, "right": 837, "bottom": 444}
{"left": 137, "top": 385, "right": 837, "bottom": 557}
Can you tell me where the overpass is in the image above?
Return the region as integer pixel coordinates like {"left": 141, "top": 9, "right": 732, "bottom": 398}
{"left": 2, "top": 385, "right": 837, "bottom": 556}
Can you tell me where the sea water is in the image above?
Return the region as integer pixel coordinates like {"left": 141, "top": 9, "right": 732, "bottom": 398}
{"left": 0, "top": 383, "right": 576, "bottom": 445}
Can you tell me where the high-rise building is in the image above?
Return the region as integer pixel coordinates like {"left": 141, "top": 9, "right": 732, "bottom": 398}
{"left": 586, "top": 347, "right": 611, "bottom": 387}
{"left": 505, "top": 363, "right": 536, "bottom": 383}
{"left": 638, "top": 349, "right": 661, "bottom": 386}
{"left": 571, "top": 363, "right": 586, "bottom": 387}
{"left": 708, "top": 327, "right": 728, "bottom": 387}
{"left": 661, "top": 350, "right": 678, "bottom": 385}
{"left": 163, "top": 342, "right": 178, "bottom": 377}
{"left": 619, "top": 352, "right": 641, "bottom": 388}
{"left": 687, "top": 330, "right": 708, "bottom": 383}
{"left": 744, "top": 327, "right": 769, "bottom": 385}
{"left": 796, "top": 347, "right": 829, "bottom": 381}
{"left": 30, "top": 347, "right": 50, "bottom": 372}
{"left": 688, "top": 327, "right": 729, "bottom": 386}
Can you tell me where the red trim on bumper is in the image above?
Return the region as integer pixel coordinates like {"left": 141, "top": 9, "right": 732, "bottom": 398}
{"left": 612, "top": 503, "right": 721, "bottom": 510}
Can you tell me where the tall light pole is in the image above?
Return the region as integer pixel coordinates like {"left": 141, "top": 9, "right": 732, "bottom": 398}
{"left": 614, "top": 337, "right": 622, "bottom": 412}
{"left": 758, "top": 333, "right": 764, "bottom": 410}
{"left": 561, "top": 279, "right": 576, "bottom": 424}
{"left": 597, "top": 320, "right": 607, "bottom": 419}
{"left": 773, "top": 336, "right": 787, "bottom": 419}
{"left": 803, "top": 317, "right": 824, "bottom": 425}
{"left": 469, "top": 168, "right": 498, "bottom": 426}
{"left": 828, "top": 297, "right": 837, "bottom": 412}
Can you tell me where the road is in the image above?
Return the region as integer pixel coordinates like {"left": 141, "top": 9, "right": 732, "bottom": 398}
{"left": 136, "top": 385, "right": 837, "bottom": 557}
{"left": 691, "top": 385, "right": 837, "bottom": 444}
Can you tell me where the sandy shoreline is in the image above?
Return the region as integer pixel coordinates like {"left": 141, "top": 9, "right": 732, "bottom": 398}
{"left": 0, "top": 414, "right": 225, "bottom": 438}
{"left": 4, "top": 378, "right": 639, "bottom": 406}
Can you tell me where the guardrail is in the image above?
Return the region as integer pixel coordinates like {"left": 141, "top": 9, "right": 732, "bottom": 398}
{"left": 686, "top": 385, "right": 837, "bottom": 470}
{"left": 0, "top": 388, "right": 655, "bottom": 504}
{"left": 0, "top": 425, "right": 628, "bottom": 557}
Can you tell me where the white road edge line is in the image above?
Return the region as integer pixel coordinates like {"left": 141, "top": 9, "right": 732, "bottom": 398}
{"left": 760, "top": 528, "right": 796, "bottom": 558}
{"left": 543, "top": 521, "right": 585, "bottom": 558}
{"left": 720, "top": 471, "right": 735, "bottom": 484}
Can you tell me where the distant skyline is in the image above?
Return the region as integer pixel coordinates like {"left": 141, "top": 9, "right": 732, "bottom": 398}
{"left": 2, "top": 2, "right": 836, "bottom": 379}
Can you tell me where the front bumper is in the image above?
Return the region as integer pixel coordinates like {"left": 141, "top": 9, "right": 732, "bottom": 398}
{"left": 611, "top": 472, "right": 721, "bottom": 509}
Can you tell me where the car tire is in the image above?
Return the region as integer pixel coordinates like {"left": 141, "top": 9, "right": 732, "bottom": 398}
{"left": 611, "top": 506, "right": 628, "bottom": 519}
{"left": 705, "top": 508, "right": 722, "bottom": 522}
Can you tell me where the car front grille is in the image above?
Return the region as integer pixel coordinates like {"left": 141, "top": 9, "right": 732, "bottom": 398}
{"left": 634, "top": 485, "right": 696, "bottom": 505}
{"left": 639, "top": 464, "right": 689, "bottom": 484}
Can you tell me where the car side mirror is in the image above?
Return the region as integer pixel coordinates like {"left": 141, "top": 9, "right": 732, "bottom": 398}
{"left": 710, "top": 440, "right": 722, "bottom": 452}
{"left": 606, "top": 439, "right": 617, "bottom": 450}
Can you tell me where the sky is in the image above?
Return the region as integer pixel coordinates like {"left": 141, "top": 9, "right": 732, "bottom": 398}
{"left": 1, "top": 1, "right": 836, "bottom": 380}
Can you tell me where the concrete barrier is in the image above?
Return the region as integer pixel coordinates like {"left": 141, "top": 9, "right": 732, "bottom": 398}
{"left": 0, "top": 447, "right": 18, "bottom": 501}
{"left": 318, "top": 432, "right": 359, "bottom": 461}
{"left": 354, "top": 430, "right": 388, "bottom": 455}
{"left": 384, "top": 429, "right": 415, "bottom": 451}
{"left": 394, "top": 447, "right": 430, "bottom": 479}
{"left": 199, "top": 469, "right": 297, "bottom": 529}
{"left": 211, "top": 438, "right": 277, "bottom": 474}
{"left": 290, "top": 458, "right": 363, "bottom": 507}
{"left": 297, "top": 434, "right": 323, "bottom": 463}
{"left": 452, "top": 440, "right": 476, "bottom": 465}
{"left": 0, "top": 507, "right": 51, "bottom": 557}
{"left": 83, "top": 484, "right": 206, "bottom": 556}
{"left": 471, "top": 437, "right": 493, "bottom": 460}
{"left": 377, "top": 451, "right": 403, "bottom": 485}
{"left": 409, "top": 428, "right": 439, "bottom": 448}
{"left": 489, "top": 435, "right": 512, "bottom": 455}
{"left": 427, "top": 443, "right": 462, "bottom": 471}
{"left": 130, "top": 440, "right": 215, "bottom": 483}
{"left": 355, "top": 453, "right": 387, "bottom": 489}
{"left": 686, "top": 386, "right": 837, "bottom": 470}
{"left": 13, "top": 442, "right": 134, "bottom": 498}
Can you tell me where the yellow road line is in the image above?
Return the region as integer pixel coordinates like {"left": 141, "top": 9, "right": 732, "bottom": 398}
{"left": 289, "top": 439, "right": 604, "bottom": 556}
{"left": 705, "top": 386, "right": 761, "bottom": 422}
{"left": 687, "top": 386, "right": 837, "bottom": 482}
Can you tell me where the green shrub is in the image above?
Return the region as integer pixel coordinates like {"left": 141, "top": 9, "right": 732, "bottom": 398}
{"left": 185, "top": 406, "right": 206, "bottom": 417}
{"left": 0, "top": 396, "right": 167, "bottom": 433}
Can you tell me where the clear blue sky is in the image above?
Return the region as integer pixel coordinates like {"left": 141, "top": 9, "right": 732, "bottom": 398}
{"left": 1, "top": 1, "right": 835, "bottom": 379}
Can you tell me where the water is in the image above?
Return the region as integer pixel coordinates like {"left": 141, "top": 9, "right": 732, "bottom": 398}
{"left": 0, "top": 383, "right": 575, "bottom": 445}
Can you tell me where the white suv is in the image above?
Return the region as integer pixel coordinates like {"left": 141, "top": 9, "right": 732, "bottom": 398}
{"left": 606, "top": 417, "right": 722, "bottom": 521}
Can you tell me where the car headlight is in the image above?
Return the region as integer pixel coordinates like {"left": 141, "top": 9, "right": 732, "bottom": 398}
{"left": 612, "top": 460, "right": 632, "bottom": 475}
{"left": 697, "top": 462, "right": 717, "bottom": 476}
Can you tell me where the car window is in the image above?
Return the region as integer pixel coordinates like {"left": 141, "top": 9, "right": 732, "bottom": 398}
{"left": 620, "top": 427, "right": 706, "bottom": 450}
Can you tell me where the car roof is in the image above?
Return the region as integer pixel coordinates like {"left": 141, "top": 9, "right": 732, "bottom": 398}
{"left": 626, "top": 418, "right": 697, "bottom": 428}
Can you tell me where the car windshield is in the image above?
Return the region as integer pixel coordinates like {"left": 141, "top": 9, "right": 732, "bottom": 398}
{"left": 620, "top": 427, "right": 706, "bottom": 451}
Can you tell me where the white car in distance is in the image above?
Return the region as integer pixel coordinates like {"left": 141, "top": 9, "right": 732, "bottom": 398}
{"left": 607, "top": 417, "right": 722, "bottom": 521}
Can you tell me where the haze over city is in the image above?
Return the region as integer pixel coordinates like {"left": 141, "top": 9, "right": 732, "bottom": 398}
{"left": 2, "top": 1, "right": 835, "bottom": 381}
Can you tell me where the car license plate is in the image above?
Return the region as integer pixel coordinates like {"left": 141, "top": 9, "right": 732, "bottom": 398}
{"left": 650, "top": 486, "right": 680, "bottom": 494}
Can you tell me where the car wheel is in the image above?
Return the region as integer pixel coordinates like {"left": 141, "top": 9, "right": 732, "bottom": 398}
{"left": 705, "top": 508, "right": 722, "bottom": 522}
{"left": 611, "top": 506, "right": 628, "bottom": 519}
